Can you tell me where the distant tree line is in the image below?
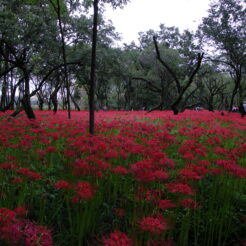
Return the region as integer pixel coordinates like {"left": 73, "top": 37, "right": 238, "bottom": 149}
{"left": 0, "top": 0, "right": 245, "bottom": 120}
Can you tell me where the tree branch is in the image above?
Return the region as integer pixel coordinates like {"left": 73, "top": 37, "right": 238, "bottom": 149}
{"left": 132, "top": 77, "right": 161, "bottom": 92}
{"left": 153, "top": 36, "right": 181, "bottom": 93}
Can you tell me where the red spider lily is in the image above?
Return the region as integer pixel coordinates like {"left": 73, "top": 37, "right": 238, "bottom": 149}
{"left": 112, "top": 166, "right": 128, "bottom": 175}
{"left": 166, "top": 183, "right": 195, "bottom": 195}
{"left": 131, "top": 160, "right": 169, "bottom": 182}
{"left": 53, "top": 180, "right": 71, "bottom": 190}
{"left": 158, "top": 158, "right": 176, "bottom": 169}
{"left": 71, "top": 182, "right": 94, "bottom": 203}
{"left": 186, "top": 164, "right": 208, "bottom": 178}
{"left": 158, "top": 199, "right": 176, "bottom": 210}
{"left": 207, "top": 136, "right": 221, "bottom": 146}
{"left": 17, "top": 168, "right": 42, "bottom": 180}
{"left": 46, "top": 146, "right": 57, "bottom": 153}
{"left": 179, "top": 169, "right": 202, "bottom": 180}
{"left": 103, "top": 149, "right": 119, "bottom": 159}
{"left": 0, "top": 208, "right": 17, "bottom": 226}
{"left": 139, "top": 214, "right": 170, "bottom": 235}
{"left": 135, "top": 187, "right": 163, "bottom": 202}
{"left": 179, "top": 198, "right": 200, "bottom": 209}
{"left": 71, "top": 159, "right": 90, "bottom": 176}
{"left": 197, "top": 160, "right": 210, "bottom": 167}
{"left": 101, "top": 230, "right": 133, "bottom": 246}
{"left": 0, "top": 162, "right": 18, "bottom": 170}
{"left": 0, "top": 207, "right": 53, "bottom": 246}
{"left": 14, "top": 207, "right": 28, "bottom": 217}
{"left": 209, "top": 168, "right": 224, "bottom": 175}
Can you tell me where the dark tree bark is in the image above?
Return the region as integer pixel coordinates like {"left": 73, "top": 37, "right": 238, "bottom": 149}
{"left": 57, "top": 0, "right": 71, "bottom": 118}
{"left": 70, "top": 93, "right": 80, "bottom": 111}
{"left": 153, "top": 36, "right": 204, "bottom": 115}
{"left": 50, "top": 76, "right": 61, "bottom": 114}
{"left": 37, "top": 92, "right": 44, "bottom": 110}
{"left": 48, "top": 0, "right": 71, "bottom": 119}
{"left": 22, "top": 68, "right": 35, "bottom": 119}
{"left": 229, "top": 67, "right": 242, "bottom": 111}
{"left": 89, "top": 0, "right": 99, "bottom": 135}
{"left": 0, "top": 62, "right": 8, "bottom": 109}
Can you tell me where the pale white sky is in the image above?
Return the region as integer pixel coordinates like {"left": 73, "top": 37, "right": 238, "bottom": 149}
{"left": 105, "top": 0, "right": 211, "bottom": 44}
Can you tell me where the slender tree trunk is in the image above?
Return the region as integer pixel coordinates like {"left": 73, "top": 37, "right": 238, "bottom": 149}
{"left": 229, "top": 69, "right": 241, "bottom": 111}
{"left": 70, "top": 94, "right": 80, "bottom": 111}
{"left": 51, "top": 76, "right": 61, "bottom": 114}
{"left": 56, "top": 0, "right": 71, "bottom": 119}
{"left": 89, "top": 0, "right": 99, "bottom": 135}
{"left": 37, "top": 92, "right": 44, "bottom": 110}
{"left": 22, "top": 70, "right": 35, "bottom": 119}
{"left": 0, "top": 59, "right": 8, "bottom": 110}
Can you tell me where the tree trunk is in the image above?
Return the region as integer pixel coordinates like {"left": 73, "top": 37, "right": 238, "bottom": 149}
{"left": 229, "top": 69, "right": 241, "bottom": 111}
{"left": 0, "top": 64, "right": 8, "bottom": 109}
{"left": 70, "top": 94, "right": 80, "bottom": 111}
{"left": 89, "top": 0, "right": 99, "bottom": 135}
{"left": 22, "top": 71, "right": 35, "bottom": 119}
{"left": 57, "top": 0, "right": 71, "bottom": 119}
{"left": 37, "top": 92, "right": 44, "bottom": 110}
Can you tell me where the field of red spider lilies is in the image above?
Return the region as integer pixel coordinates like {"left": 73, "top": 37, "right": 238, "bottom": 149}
{"left": 0, "top": 110, "right": 245, "bottom": 246}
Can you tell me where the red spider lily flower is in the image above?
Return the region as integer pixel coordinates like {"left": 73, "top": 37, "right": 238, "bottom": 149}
{"left": 197, "top": 160, "right": 210, "bottom": 167}
{"left": 71, "top": 159, "right": 90, "bottom": 176}
{"left": 144, "top": 189, "right": 163, "bottom": 202}
{"left": 71, "top": 182, "right": 94, "bottom": 203}
{"left": 14, "top": 207, "right": 28, "bottom": 217}
{"left": 182, "top": 152, "right": 195, "bottom": 161}
{"left": 46, "top": 146, "right": 57, "bottom": 153}
{"left": 179, "top": 169, "right": 202, "bottom": 180}
{"left": 207, "top": 136, "right": 221, "bottom": 146}
{"left": 63, "top": 149, "right": 76, "bottom": 158}
{"left": 23, "top": 221, "right": 53, "bottom": 246}
{"left": 112, "top": 166, "right": 128, "bottom": 175}
{"left": 209, "top": 168, "right": 224, "bottom": 175}
{"left": 158, "top": 158, "right": 176, "bottom": 169}
{"left": 0, "top": 208, "right": 17, "bottom": 226}
{"left": 131, "top": 160, "right": 168, "bottom": 182}
{"left": 103, "top": 149, "right": 119, "bottom": 159}
{"left": 179, "top": 198, "right": 200, "bottom": 209}
{"left": 102, "top": 230, "right": 133, "bottom": 246}
{"left": 1, "top": 162, "right": 18, "bottom": 170}
{"left": 53, "top": 180, "right": 71, "bottom": 190}
{"left": 151, "top": 170, "right": 169, "bottom": 181}
{"left": 166, "top": 183, "right": 195, "bottom": 195}
{"left": 17, "top": 168, "right": 42, "bottom": 180}
{"left": 158, "top": 199, "right": 176, "bottom": 210}
{"left": 139, "top": 214, "right": 170, "bottom": 235}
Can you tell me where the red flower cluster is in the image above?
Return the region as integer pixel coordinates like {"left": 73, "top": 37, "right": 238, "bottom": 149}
{"left": 72, "top": 181, "right": 94, "bottom": 203}
{"left": 166, "top": 183, "right": 195, "bottom": 195}
{"left": 139, "top": 214, "right": 170, "bottom": 235}
{"left": 0, "top": 207, "right": 53, "bottom": 246}
{"left": 102, "top": 230, "right": 133, "bottom": 246}
{"left": 53, "top": 180, "right": 71, "bottom": 190}
{"left": 179, "top": 198, "right": 200, "bottom": 209}
{"left": 158, "top": 199, "right": 176, "bottom": 210}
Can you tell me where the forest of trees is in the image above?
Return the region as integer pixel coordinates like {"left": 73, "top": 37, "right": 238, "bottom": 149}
{"left": 0, "top": 0, "right": 245, "bottom": 121}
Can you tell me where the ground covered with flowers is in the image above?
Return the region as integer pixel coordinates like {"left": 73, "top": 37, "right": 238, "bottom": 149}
{"left": 0, "top": 110, "right": 245, "bottom": 246}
